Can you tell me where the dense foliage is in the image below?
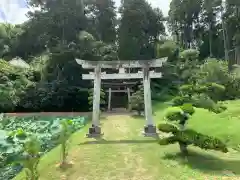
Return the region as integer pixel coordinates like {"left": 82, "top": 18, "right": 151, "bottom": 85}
{"left": 0, "top": 0, "right": 240, "bottom": 112}
{"left": 130, "top": 85, "right": 144, "bottom": 115}
{"left": 88, "top": 88, "right": 106, "bottom": 111}
{"left": 0, "top": 115, "right": 87, "bottom": 179}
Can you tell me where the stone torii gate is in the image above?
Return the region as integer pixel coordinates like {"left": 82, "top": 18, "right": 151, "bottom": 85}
{"left": 76, "top": 58, "right": 167, "bottom": 137}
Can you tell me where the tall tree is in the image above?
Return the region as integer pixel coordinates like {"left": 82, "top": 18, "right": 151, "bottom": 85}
{"left": 118, "top": 0, "right": 165, "bottom": 60}
{"left": 220, "top": 1, "right": 230, "bottom": 64}
{"left": 225, "top": 0, "right": 240, "bottom": 66}
{"left": 168, "top": 0, "right": 226, "bottom": 59}
{"left": 168, "top": 0, "right": 202, "bottom": 49}
{"left": 202, "top": 0, "right": 222, "bottom": 57}
{"left": 85, "top": 0, "right": 117, "bottom": 43}
{"left": 27, "top": 0, "right": 86, "bottom": 47}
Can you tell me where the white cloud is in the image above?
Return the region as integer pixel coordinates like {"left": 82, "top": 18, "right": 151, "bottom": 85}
{"left": 0, "top": 0, "right": 171, "bottom": 24}
{"left": 0, "top": 0, "right": 29, "bottom": 24}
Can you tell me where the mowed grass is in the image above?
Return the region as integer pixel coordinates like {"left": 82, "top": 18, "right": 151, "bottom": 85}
{"left": 14, "top": 100, "right": 240, "bottom": 180}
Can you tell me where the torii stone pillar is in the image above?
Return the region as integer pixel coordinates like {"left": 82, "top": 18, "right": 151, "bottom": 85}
{"left": 108, "top": 88, "right": 112, "bottom": 111}
{"left": 88, "top": 65, "right": 102, "bottom": 137}
{"left": 127, "top": 87, "right": 131, "bottom": 111}
{"left": 143, "top": 66, "right": 156, "bottom": 136}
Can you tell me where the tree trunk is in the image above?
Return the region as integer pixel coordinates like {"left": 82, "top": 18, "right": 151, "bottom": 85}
{"left": 175, "top": 30, "right": 180, "bottom": 44}
{"left": 178, "top": 123, "right": 188, "bottom": 156}
{"left": 209, "top": 23, "right": 213, "bottom": 57}
{"left": 235, "top": 7, "right": 240, "bottom": 65}
{"left": 221, "top": 2, "right": 231, "bottom": 70}
{"left": 61, "top": 143, "right": 67, "bottom": 166}
{"left": 235, "top": 45, "right": 240, "bottom": 65}
{"left": 222, "top": 22, "right": 230, "bottom": 61}
{"left": 179, "top": 142, "right": 188, "bottom": 155}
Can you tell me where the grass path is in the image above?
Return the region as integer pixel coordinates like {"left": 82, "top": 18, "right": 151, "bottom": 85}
{"left": 15, "top": 115, "right": 240, "bottom": 180}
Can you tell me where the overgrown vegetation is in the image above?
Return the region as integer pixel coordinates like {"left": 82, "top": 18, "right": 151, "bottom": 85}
{"left": 0, "top": 115, "right": 86, "bottom": 179}
{"left": 1, "top": 0, "right": 240, "bottom": 112}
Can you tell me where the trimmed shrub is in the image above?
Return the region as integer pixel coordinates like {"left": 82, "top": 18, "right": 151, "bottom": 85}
{"left": 164, "top": 104, "right": 194, "bottom": 123}
{"left": 158, "top": 123, "right": 179, "bottom": 133}
{"left": 158, "top": 136, "right": 178, "bottom": 145}
{"left": 176, "top": 130, "right": 228, "bottom": 153}
{"left": 157, "top": 124, "right": 228, "bottom": 153}
{"left": 179, "top": 84, "right": 194, "bottom": 96}
{"left": 180, "top": 103, "right": 195, "bottom": 115}
{"left": 172, "top": 96, "right": 191, "bottom": 106}
{"left": 205, "top": 83, "right": 225, "bottom": 102}
{"left": 211, "top": 104, "right": 227, "bottom": 114}
{"left": 180, "top": 49, "right": 200, "bottom": 61}
{"left": 164, "top": 107, "right": 184, "bottom": 121}
{"left": 176, "top": 82, "right": 227, "bottom": 113}
{"left": 192, "top": 94, "right": 216, "bottom": 112}
{"left": 158, "top": 103, "right": 228, "bottom": 155}
{"left": 195, "top": 58, "right": 240, "bottom": 100}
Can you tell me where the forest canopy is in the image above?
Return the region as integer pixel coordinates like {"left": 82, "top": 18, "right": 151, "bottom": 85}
{"left": 0, "top": 0, "right": 240, "bottom": 112}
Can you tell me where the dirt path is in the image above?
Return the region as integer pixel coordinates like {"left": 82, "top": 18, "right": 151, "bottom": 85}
{"left": 68, "top": 115, "right": 154, "bottom": 180}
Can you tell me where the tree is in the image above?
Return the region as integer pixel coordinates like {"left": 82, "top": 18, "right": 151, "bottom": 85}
{"left": 0, "top": 23, "right": 23, "bottom": 59}
{"left": 158, "top": 104, "right": 228, "bottom": 155}
{"left": 130, "top": 85, "right": 144, "bottom": 115}
{"left": 18, "top": 136, "right": 42, "bottom": 180}
{"left": 58, "top": 119, "right": 74, "bottom": 168}
{"left": 168, "top": 0, "right": 202, "bottom": 49}
{"left": 173, "top": 82, "right": 226, "bottom": 113}
{"left": 84, "top": 0, "right": 117, "bottom": 43}
{"left": 219, "top": 0, "right": 240, "bottom": 68}
{"left": 118, "top": 0, "right": 165, "bottom": 60}
{"left": 202, "top": 0, "right": 222, "bottom": 57}
{"left": 26, "top": 0, "right": 86, "bottom": 50}
{"left": 88, "top": 88, "right": 106, "bottom": 111}
{"left": 168, "top": 0, "right": 226, "bottom": 59}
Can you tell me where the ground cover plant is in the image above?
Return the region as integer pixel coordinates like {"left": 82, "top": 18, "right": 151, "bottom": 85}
{"left": 0, "top": 115, "right": 87, "bottom": 180}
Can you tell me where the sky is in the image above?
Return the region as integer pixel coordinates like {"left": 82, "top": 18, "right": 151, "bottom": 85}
{"left": 0, "top": 0, "right": 171, "bottom": 24}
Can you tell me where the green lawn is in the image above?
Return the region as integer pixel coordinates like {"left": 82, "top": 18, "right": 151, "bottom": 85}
{"left": 14, "top": 100, "right": 240, "bottom": 180}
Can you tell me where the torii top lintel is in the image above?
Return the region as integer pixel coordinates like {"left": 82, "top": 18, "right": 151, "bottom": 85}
{"left": 75, "top": 58, "right": 167, "bottom": 69}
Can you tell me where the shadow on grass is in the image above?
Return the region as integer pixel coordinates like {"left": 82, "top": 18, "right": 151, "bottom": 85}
{"left": 78, "top": 138, "right": 159, "bottom": 145}
{"left": 56, "top": 161, "right": 74, "bottom": 172}
{"left": 131, "top": 114, "right": 145, "bottom": 119}
{"left": 163, "top": 149, "right": 240, "bottom": 176}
